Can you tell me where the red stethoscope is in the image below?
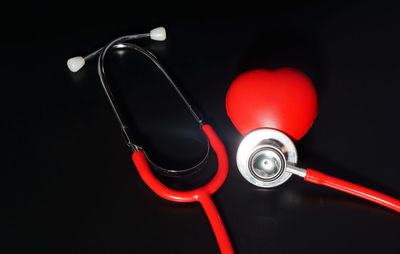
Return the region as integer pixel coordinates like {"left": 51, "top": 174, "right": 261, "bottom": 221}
{"left": 68, "top": 27, "right": 399, "bottom": 254}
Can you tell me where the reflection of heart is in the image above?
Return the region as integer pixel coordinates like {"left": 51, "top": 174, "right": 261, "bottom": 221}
{"left": 226, "top": 68, "right": 318, "bottom": 141}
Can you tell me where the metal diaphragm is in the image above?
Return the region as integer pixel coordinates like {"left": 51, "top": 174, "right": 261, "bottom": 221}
{"left": 236, "top": 129, "right": 298, "bottom": 188}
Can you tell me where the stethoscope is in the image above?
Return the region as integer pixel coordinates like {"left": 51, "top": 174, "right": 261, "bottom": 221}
{"left": 68, "top": 27, "right": 400, "bottom": 254}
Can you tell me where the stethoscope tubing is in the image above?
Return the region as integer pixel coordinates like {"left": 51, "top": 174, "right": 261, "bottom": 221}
{"left": 132, "top": 124, "right": 234, "bottom": 254}
{"left": 304, "top": 168, "right": 400, "bottom": 213}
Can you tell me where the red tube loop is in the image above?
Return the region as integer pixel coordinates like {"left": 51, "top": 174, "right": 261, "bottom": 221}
{"left": 131, "top": 124, "right": 234, "bottom": 254}
{"left": 305, "top": 169, "right": 400, "bottom": 213}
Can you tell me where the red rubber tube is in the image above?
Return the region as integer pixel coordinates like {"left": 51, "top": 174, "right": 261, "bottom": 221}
{"left": 305, "top": 168, "right": 400, "bottom": 213}
{"left": 132, "top": 124, "right": 234, "bottom": 254}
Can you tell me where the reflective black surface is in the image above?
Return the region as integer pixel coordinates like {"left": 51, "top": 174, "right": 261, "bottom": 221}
{"left": 4, "top": 2, "right": 400, "bottom": 253}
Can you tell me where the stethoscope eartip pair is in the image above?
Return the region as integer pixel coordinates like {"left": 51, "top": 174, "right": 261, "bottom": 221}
{"left": 66, "top": 27, "right": 165, "bottom": 73}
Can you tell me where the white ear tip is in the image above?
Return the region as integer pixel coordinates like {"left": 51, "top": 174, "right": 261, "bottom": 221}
{"left": 67, "top": 56, "right": 85, "bottom": 72}
{"left": 150, "top": 27, "right": 166, "bottom": 41}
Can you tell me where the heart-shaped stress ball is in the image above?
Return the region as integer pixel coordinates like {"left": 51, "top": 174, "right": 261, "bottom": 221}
{"left": 226, "top": 69, "right": 318, "bottom": 141}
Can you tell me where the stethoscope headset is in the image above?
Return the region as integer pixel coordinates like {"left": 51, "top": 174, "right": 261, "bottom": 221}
{"left": 68, "top": 27, "right": 400, "bottom": 254}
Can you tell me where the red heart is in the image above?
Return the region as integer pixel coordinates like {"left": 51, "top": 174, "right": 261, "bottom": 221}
{"left": 226, "top": 68, "right": 318, "bottom": 141}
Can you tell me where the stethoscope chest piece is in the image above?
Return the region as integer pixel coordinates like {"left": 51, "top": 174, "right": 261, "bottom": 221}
{"left": 237, "top": 129, "right": 297, "bottom": 188}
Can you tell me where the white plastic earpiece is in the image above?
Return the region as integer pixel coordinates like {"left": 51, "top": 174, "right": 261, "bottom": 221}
{"left": 150, "top": 27, "right": 166, "bottom": 41}
{"left": 67, "top": 56, "right": 85, "bottom": 72}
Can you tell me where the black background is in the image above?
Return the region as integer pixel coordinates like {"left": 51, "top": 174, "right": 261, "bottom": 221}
{"left": 3, "top": 1, "right": 400, "bottom": 253}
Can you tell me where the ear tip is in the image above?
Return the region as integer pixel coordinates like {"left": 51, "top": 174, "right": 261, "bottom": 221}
{"left": 67, "top": 56, "right": 85, "bottom": 72}
{"left": 150, "top": 27, "right": 166, "bottom": 41}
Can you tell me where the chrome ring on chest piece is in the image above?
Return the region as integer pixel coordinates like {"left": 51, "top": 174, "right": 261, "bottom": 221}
{"left": 236, "top": 129, "right": 298, "bottom": 188}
